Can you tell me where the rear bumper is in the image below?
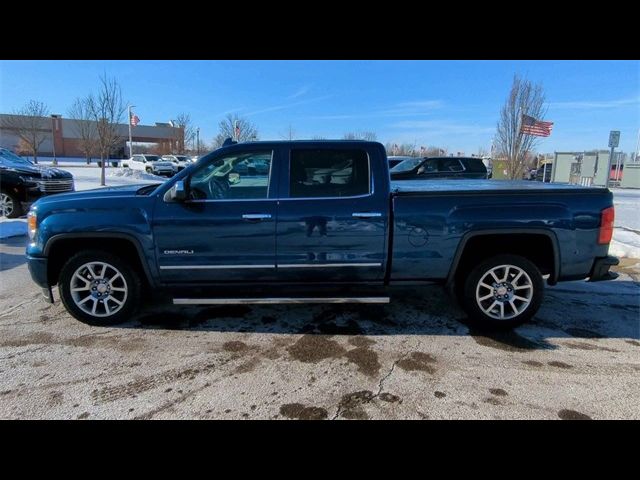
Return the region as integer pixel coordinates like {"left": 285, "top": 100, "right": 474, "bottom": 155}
{"left": 588, "top": 255, "right": 619, "bottom": 282}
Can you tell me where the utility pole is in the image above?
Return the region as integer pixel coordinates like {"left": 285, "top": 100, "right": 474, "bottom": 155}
{"left": 50, "top": 114, "right": 59, "bottom": 165}
{"left": 196, "top": 127, "right": 200, "bottom": 155}
{"left": 606, "top": 131, "right": 620, "bottom": 188}
{"left": 128, "top": 105, "right": 135, "bottom": 158}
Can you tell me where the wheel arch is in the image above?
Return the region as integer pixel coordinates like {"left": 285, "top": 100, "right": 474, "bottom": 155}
{"left": 44, "top": 233, "right": 155, "bottom": 288}
{"left": 446, "top": 229, "right": 560, "bottom": 288}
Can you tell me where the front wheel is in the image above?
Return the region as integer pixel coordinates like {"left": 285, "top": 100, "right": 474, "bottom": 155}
{"left": 460, "top": 254, "right": 544, "bottom": 330}
{"left": 58, "top": 250, "right": 141, "bottom": 326}
{"left": 1, "top": 191, "right": 22, "bottom": 218}
{"left": 145, "top": 167, "right": 153, "bottom": 174}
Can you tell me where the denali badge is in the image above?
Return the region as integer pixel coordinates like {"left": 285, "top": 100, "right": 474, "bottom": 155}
{"left": 163, "top": 249, "right": 194, "bottom": 255}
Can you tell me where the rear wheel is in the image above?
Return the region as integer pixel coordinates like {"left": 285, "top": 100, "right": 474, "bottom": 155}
{"left": 460, "top": 254, "right": 544, "bottom": 330}
{"left": 145, "top": 167, "right": 153, "bottom": 174}
{"left": 1, "top": 191, "right": 21, "bottom": 218}
{"left": 58, "top": 250, "right": 141, "bottom": 326}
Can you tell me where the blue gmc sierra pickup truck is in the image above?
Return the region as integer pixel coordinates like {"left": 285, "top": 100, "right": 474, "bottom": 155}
{"left": 26, "top": 140, "right": 618, "bottom": 329}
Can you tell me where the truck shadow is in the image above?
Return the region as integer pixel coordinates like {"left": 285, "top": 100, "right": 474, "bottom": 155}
{"left": 121, "top": 282, "right": 640, "bottom": 350}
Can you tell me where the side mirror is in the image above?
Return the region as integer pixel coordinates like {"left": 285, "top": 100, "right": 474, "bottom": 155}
{"left": 228, "top": 173, "right": 240, "bottom": 185}
{"left": 170, "top": 180, "right": 187, "bottom": 201}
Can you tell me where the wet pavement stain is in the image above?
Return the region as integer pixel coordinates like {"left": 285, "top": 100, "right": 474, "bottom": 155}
{"left": 397, "top": 352, "right": 437, "bottom": 373}
{"left": 345, "top": 347, "right": 381, "bottom": 377}
{"left": 548, "top": 361, "right": 573, "bottom": 369}
{"left": 279, "top": 403, "right": 328, "bottom": 420}
{"left": 558, "top": 409, "right": 592, "bottom": 420}
{"left": 341, "top": 406, "right": 369, "bottom": 419}
{"left": 234, "top": 357, "right": 261, "bottom": 374}
{"left": 626, "top": 340, "right": 640, "bottom": 347}
{"left": 379, "top": 392, "right": 402, "bottom": 403}
{"left": 489, "top": 388, "right": 508, "bottom": 396}
{"left": 317, "top": 320, "right": 364, "bottom": 335}
{"left": 223, "top": 341, "right": 248, "bottom": 352}
{"left": 565, "top": 328, "right": 605, "bottom": 339}
{"left": 484, "top": 397, "right": 504, "bottom": 406}
{"left": 77, "top": 412, "right": 90, "bottom": 419}
{"left": 522, "top": 360, "right": 544, "bottom": 367}
{"left": 470, "top": 329, "right": 549, "bottom": 352}
{"left": 434, "top": 391, "right": 446, "bottom": 398}
{"left": 348, "top": 337, "right": 376, "bottom": 348}
{"left": 563, "top": 341, "right": 619, "bottom": 353}
{"left": 287, "top": 335, "right": 346, "bottom": 363}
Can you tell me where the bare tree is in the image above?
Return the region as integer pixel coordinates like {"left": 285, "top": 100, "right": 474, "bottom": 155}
{"left": 343, "top": 131, "right": 377, "bottom": 141}
{"left": 385, "top": 142, "right": 418, "bottom": 156}
{"left": 174, "top": 113, "right": 195, "bottom": 153}
{"left": 68, "top": 97, "right": 99, "bottom": 164}
{"left": 88, "top": 75, "right": 126, "bottom": 186}
{"left": 311, "top": 135, "right": 327, "bottom": 140}
{"left": 476, "top": 146, "right": 489, "bottom": 158}
{"left": 213, "top": 114, "right": 258, "bottom": 147}
{"left": 1, "top": 100, "right": 50, "bottom": 163}
{"left": 495, "top": 75, "right": 546, "bottom": 180}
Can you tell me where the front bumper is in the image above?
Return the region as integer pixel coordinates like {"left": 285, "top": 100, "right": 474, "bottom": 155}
{"left": 27, "top": 255, "right": 54, "bottom": 303}
{"left": 588, "top": 255, "right": 619, "bottom": 282}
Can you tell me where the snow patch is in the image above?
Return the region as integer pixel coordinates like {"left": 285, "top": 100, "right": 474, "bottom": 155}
{"left": 0, "top": 220, "right": 27, "bottom": 239}
{"left": 108, "top": 167, "right": 165, "bottom": 181}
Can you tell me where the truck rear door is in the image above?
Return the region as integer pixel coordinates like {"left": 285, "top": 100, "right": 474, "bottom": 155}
{"left": 275, "top": 144, "right": 389, "bottom": 282}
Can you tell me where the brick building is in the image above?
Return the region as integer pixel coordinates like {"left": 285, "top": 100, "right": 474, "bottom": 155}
{"left": 0, "top": 114, "right": 184, "bottom": 158}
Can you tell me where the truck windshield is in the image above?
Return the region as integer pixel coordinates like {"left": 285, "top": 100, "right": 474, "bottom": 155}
{"left": 391, "top": 157, "right": 423, "bottom": 173}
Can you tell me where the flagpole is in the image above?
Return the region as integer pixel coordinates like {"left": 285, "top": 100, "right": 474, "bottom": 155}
{"left": 128, "top": 104, "right": 135, "bottom": 158}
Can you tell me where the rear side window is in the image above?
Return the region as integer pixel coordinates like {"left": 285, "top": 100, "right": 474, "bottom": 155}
{"left": 289, "top": 149, "right": 370, "bottom": 198}
{"left": 438, "top": 158, "right": 464, "bottom": 172}
{"left": 462, "top": 158, "right": 487, "bottom": 173}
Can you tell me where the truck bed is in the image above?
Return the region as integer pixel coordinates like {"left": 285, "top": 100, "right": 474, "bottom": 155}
{"left": 391, "top": 179, "right": 608, "bottom": 195}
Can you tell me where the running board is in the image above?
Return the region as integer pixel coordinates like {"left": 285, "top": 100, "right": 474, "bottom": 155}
{"left": 172, "top": 297, "right": 390, "bottom": 305}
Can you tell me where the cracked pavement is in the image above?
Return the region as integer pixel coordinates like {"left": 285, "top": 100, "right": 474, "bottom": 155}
{"left": 1, "top": 236, "right": 639, "bottom": 419}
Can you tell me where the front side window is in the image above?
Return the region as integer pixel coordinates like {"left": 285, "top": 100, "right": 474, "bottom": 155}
{"left": 390, "top": 157, "right": 422, "bottom": 173}
{"left": 189, "top": 151, "right": 272, "bottom": 200}
{"left": 289, "top": 149, "right": 370, "bottom": 198}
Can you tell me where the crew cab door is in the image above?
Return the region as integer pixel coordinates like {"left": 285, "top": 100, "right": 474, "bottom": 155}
{"left": 152, "top": 148, "right": 280, "bottom": 283}
{"left": 275, "top": 145, "right": 389, "bottom": 283}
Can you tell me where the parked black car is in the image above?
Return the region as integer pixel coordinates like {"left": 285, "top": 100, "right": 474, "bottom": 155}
{"left": 390, "top": 156, "right": 488, "bottom": 180}
{"left": 0, "top": 148, "right": 74, "bottom": 218}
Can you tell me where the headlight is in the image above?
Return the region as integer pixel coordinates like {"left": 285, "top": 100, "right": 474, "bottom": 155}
{"left": 27, "top": 210, "right": 37, "bottom": 240}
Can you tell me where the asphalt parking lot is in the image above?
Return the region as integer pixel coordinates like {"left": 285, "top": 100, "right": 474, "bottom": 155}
{"left": 1, "top": 235, "right": 639, "bottom": 420}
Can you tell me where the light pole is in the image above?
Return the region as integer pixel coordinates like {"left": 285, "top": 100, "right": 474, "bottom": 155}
{"left": 50, "top": 114, "right": 59, "bottom": 165}
{"left": 196, "top": 127, "right": 200, "bottom": 156}
{"left": 128, "top": 105, "right": 135, "bottom": 158}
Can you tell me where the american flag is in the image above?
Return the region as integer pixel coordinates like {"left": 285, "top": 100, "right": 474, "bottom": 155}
{"left": 130, "top": 114, "right": 140, "bottom": 126}
{"left": 521, "top": 114, "right": 553, "bottom": 137}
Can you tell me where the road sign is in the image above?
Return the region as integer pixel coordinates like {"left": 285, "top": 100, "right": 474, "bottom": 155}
{"left": 609, "top": 130, "right": 620, "bottom": 148}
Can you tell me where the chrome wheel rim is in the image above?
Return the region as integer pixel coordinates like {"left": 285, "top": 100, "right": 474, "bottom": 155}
{"left": 70, "top": 262, "right": 128, "bottom": 317}
{"left": 475, "top": 264, "right": 533, "bottom": 320}
{"left": 1, "top": 193, "right": 14, "bottom": 217}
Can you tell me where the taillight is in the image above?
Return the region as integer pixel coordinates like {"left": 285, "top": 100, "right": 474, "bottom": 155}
{"left": 598, "top": 206, "right": 615, "bottom": 244}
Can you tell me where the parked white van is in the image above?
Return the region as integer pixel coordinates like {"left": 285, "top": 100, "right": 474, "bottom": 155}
{"left": 122, "top": 154, "right": 176, "bottom": 177}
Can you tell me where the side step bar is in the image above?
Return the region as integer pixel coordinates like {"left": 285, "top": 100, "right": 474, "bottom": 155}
{"left": 172, "top": 297, "right": 390, "bottom": 305}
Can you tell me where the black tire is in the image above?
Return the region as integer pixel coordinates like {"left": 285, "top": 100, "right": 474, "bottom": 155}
{"left": 1, "top": 191, "right": 22, "bottom": 218}
{"left": 460, "top": 254, "right": 544, "bottom": 330}
{"left": 58, "top": 250, "right": 141, "bottom": 326}
{"left": 146, "top": 167, "right": 153, "bottom": 174}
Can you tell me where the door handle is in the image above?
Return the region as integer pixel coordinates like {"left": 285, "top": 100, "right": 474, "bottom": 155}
{"left": 242, "top": 213, "right": 272, "bottom": 220}
{"left": 352, "top": 212, "right": 382, "bottom": 218}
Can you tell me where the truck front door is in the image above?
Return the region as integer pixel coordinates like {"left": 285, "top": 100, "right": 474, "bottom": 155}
{"left": 152, "top": 149, "right": 279, "bottom": 283}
